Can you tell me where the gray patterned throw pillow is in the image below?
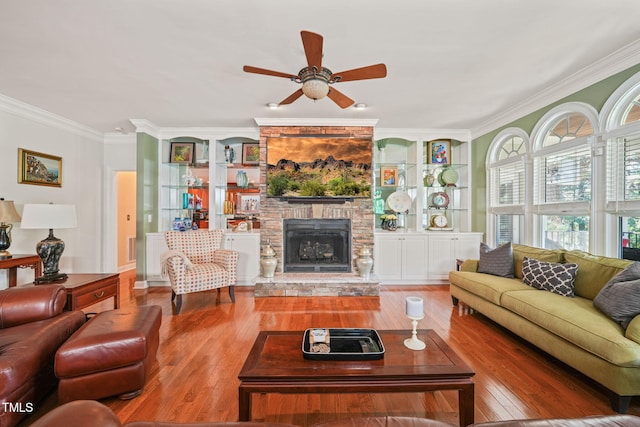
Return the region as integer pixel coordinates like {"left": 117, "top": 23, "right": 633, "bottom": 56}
{"left": 478, "top": 242, "right": 515, "bottom": 278}
{"left": 594, "top": 262, "right": 640, "bottom": 329}
{"left": 522, "top": 256, "right": 578, "bottom": 297}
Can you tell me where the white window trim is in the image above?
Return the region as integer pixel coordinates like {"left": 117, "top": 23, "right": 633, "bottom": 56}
{"left": 486, "top": 127, "right": 530, "bottom": 246}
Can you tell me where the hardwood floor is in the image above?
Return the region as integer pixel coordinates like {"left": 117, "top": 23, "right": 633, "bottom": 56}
{"left": 19, "top": 270, "right": 640, "bottom": 425}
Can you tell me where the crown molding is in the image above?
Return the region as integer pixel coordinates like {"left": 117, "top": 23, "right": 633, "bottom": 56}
{"left": 158, "top": 127, "right": 260, "bottom": 140}
{"left": 471, "top": 39, "right": 640, "bottom": 139}
{"left": 129, "top": 119, "right": 160, "bottom": 138}
{"left": 254, "top": 118, "right": 379, "bottom": 127}
{"left": 0, "top": 93, "right": 103, "bottom": 141}
{"left": 374, "top": 128, "right": 471, "bottom": 142}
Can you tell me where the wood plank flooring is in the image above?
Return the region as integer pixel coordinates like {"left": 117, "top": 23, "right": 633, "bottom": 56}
{"left": 18, "top": 270, "right": 640, "bottom": 425}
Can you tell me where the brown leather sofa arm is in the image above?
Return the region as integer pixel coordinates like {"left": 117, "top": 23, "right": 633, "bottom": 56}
{"left": 0, "top": 284, "right": 67, "bottom": 328}
{"left": 30, "top": 400, "right": 122, "bottom": 427}
{"left": 28, "top": 402, "right": 640, "bottom": 427}
{"left": 469, "top": 415, "right": 640, "bottom": 426}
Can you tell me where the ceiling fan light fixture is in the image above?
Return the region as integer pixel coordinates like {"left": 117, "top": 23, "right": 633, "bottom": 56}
{"left": 267, "top": 102, "right": 279, "bottom": 109}
{"left": 301, "top": 79, "right": 330, "bottom": 100}
{"left": 299, "top": 66, "right": 332, "bottom": 100}
{"left": 354, "top": 103, "right": 367, "bottom": 110}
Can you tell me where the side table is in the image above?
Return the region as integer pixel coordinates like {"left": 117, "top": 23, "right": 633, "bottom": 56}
{"left": 57, "top": 273, "right": 120, "bottom": 311}
{"left": 0, "top": 254, "right": 42, "bottom": 287}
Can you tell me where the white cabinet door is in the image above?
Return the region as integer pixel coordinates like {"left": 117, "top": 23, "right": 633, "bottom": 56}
{"left": 223, "top": 232, "right": 260, "bottom": 285}
{"left": 401, "top": 235, "right": 428, "bottom": 281}
{"left": 374, "top": 235, "right": 403, "bottom": 282}
{"left": 427, "top": 232, "right": 482, "bottom": 281}
{"left": 426, "top": 234, "right": 455, "bottom": 281}
{"left": 374, "top": 234, "right": 427, "bottom": 284}
{"left": 455, "top": 233, "right": 482, "bottom": 261}
{"left": 146, "top": 232, "right": 169, "bottom": 283}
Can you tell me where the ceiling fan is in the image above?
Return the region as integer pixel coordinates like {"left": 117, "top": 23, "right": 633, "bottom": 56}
{"left": 243, "top": 30, "right": 387, "bottom": 109}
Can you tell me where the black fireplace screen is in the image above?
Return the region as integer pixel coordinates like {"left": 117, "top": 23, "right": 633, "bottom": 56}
{"left": 283, "top": 219, "right": 351, "bottom": 272}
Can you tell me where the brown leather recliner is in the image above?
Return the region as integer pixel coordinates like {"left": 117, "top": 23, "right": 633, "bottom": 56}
{"left": 28, "top": 401, "right": 640, "bottom": 427}
{"left": 0, "top": 285, "right": 86, "bottom": 427}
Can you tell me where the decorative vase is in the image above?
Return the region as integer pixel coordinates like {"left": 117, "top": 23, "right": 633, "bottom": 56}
{"left": 386, "top": 219, "right": 398, "bottom": 231}
{"left": 380, "top": 218, "right": 387, "bottom": 230}
{"left": 183, "top": 217, "right": 192, "bottom": 230}
{"left": 224, "top": 145, "right": 231, "bottom": 163}
{"left": 236, "top": 170, "right": 248, "bottom": 189}
{"left": 260, "top": 243, "right": 277, "bottom": 279}
{"left": 356, "top": 246, "right": 374, "bottom": 280}
{"left": 424, "top": 172, "right": 435, "bottom": 187}
{"left": 172, "top": 217, "right": 183, "bottom": 231}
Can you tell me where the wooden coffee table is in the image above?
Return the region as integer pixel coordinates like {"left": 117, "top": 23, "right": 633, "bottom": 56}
{"left": 238, "top": 329, "right": 475, "bottom": 426}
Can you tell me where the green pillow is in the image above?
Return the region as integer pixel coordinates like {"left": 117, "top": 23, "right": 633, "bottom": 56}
{"left": 564, "top": 251, "right": 632, "bottom": 300}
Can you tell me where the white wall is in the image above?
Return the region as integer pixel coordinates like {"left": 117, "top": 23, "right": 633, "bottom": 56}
{"left": 102, "top": 134, "right": 137, "bottom": 274}
{"left": 0, "top": 96, "right": 107, "bottom": 288}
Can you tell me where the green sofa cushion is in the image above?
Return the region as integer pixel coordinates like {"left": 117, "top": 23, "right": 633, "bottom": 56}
{"left": 563, "top": 250, "right": 632, "bottom": 300}
{"left": 449, "top": 271, "right": 531, "bottom": 305}
{"left": 501, "top": 289, "right": 640, "bottom": 367}
{"left": 512, "top": 244, "right": 564, "bottom": 280}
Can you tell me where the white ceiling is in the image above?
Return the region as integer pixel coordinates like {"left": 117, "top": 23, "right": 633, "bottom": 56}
{"left": 2, "top": 1, "right": 640, "bottom": 136}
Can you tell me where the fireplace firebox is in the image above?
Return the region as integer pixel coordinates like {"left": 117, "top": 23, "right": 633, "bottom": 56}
{"left": 283, "top": 219, "right": 351, "bottom": 272}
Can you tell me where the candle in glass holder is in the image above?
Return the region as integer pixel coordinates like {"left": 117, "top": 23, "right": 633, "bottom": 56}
{"left": 406, "top": 296, "right": 423, "bottom": 318}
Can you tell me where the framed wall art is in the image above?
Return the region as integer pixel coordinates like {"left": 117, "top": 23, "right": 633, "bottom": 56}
{"left": 242, "top": 142, "right": 260, "bottom": 165}
{"left": 18, "top": 148, "right": 63, "bottom": 187}
{"left": 170, "top": 142, "right": 195, "bottom": 164}
{"left": 427, "top": 139, "right": 451, "bottom": 165}
{"left": 236, "top": 193, "right": 260, "bottom": 214}
{"left": 380, "top": 166, "right": 398, "bottom": 187}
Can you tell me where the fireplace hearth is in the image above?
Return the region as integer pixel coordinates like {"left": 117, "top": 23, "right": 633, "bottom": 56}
{"left": 283, "top": 219, "right": 351, "bottom": 272}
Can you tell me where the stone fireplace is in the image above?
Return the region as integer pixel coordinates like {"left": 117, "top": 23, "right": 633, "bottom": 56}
{"left": 254, "top": 123, "right": 379, "bottom": 297}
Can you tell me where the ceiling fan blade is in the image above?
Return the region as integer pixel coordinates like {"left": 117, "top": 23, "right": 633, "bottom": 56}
{"left": 279, "top": 89, "right": 304, "bottom": 105}
{"left": 331, "top": 63, "right": 387, "bottom": 82}
{"left": 327, "top": 87, "right": 354, "bottom": 109}
{"left": 243, "top": 65, "right": 298, "bottom": 79}
{"left": 301, "top": 30, "right": 323, "bottom": 70}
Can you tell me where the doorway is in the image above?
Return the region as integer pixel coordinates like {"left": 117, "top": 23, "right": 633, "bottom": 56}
{"left": 117, "top": 171, "right": 136, "bottom": 271}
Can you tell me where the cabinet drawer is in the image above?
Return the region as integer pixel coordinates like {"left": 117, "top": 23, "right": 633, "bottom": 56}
{"left": 74, "top": 283, "right": 118, "bottom": 307}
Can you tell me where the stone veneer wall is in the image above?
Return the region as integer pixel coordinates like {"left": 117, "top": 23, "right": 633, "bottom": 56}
{"left": 258, "top": 125, "right": 374, "bottom": 274}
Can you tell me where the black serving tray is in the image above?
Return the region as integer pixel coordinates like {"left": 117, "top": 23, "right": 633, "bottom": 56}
{"left": 302, "top": 328, "right": 385, "bottom": 360}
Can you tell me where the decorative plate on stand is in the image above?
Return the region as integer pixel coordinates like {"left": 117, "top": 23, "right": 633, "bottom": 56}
{"left": 429, "top": 191, "right": 449, "bottom": 209}
{"left": 386, "top": 190, "right": 412, "bottom": 213}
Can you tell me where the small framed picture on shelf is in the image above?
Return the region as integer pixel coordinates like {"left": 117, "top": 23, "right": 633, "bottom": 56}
{"left": 170, "top": 142, "right": 195, "bottom": 164}
{"left": 427, "top": 139, "right": 451, "bottom": 165}
{"left": 236, "top": 193, "right": 260, "bottom": 214}
{"left": 242, "top": 143, "right": 260, "bottom": 165}
{"left": 380, "top": 166, "right": 398, "bottom": 187}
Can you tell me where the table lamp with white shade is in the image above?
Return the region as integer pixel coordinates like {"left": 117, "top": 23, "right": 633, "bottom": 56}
{"left": 21, "top": 203, "right": 77, "bottom": 283}
{"left": 0, "top": 198, "right": 22, "bottom": 259}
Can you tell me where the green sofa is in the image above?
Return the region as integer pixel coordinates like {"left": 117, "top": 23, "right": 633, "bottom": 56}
{"left": 448, "top": 244, "right": 639, "bottom": 413}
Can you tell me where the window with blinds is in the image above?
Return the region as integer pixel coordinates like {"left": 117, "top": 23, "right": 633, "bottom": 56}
{"left": 607, "top": 135, "right": 640, "bottom": 209}
{"left": 535, "top": 145, "right": 592, "bottom": 205}
{"left": 487, "top": 133, "right": 528, "bottom": 246}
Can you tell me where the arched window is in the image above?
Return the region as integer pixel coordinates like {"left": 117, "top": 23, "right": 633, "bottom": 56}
{"left": 486, "top": 128, "right": 529, "bottom": 245}
{"left": 602, "top": 70, "right": 640, "bottom": 259}
{"left": 531, "top": 103, "right": 599, "bottom": 251}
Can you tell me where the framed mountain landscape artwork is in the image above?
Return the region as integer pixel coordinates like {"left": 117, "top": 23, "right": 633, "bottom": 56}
{"left": 18, "top": 148, "right": 63, "bottom": 187}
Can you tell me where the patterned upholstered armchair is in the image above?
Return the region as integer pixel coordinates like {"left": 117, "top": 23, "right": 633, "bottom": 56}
{"left": 162, "top": 230, "right": 239, "bottom": 314}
